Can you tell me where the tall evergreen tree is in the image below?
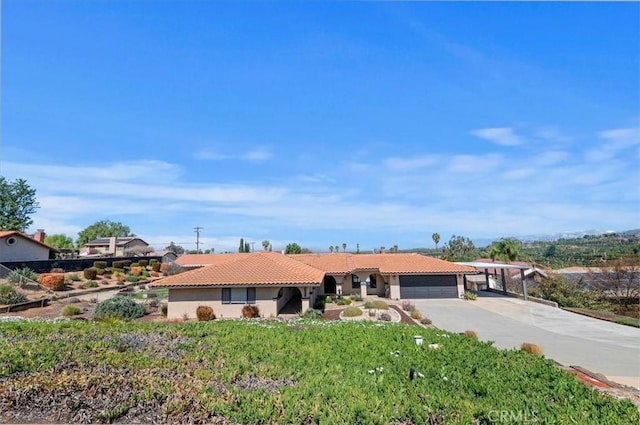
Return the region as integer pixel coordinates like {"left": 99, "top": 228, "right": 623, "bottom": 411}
{"left": 239, "top": 238, "right": 244, "bottom": 253}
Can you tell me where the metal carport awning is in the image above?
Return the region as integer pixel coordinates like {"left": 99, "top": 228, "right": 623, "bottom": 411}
{"left": 456, "top": 261, "right": 531, "bottom": 300}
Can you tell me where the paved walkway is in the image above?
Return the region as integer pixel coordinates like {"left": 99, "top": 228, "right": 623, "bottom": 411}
{"left": 413, "top": 294, "right": 640, "bottom": 388}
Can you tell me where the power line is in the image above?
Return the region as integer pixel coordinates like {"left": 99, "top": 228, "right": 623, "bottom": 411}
{"left": 194, "top": 226, "right": 203, "bottom": 253}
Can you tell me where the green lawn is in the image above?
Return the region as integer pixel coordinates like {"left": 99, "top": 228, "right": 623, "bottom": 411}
{"left": 0, "top": 319, "right": 637, "bottom": 424}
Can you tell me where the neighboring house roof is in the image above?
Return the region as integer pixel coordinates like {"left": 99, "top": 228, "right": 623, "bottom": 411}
{"left": 292, "top": 253, "right": 476, "bottom": 275}
{"left": 84, "top": 237, "right": 148, "bottom": 247}
{"left": 154, "top": 252, "right": 326, "bottom": 287}
{"left": 0, "top": 230, "right": 58, "bottom": 252}
{"left": 176, "top": 253, "right": 246, "bottom": 267}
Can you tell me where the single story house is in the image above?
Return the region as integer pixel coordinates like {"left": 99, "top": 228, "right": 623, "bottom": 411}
{"left": 148, "top": 250, "right": 178, "bottom": 263}
{"left": 81, "top": 237, "right": 150, "bottom": 257}
{"left": 153, "top": 252, "right": 476, "bottom": 320}
{"left": 0, "top": 230, "right": 57, "bottom": 262}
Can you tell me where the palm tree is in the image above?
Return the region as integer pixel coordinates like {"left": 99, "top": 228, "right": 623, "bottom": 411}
{"left": 489, "top": 238, "right": 520, "bottom": 263}
{"left": 342, "top": 243, "right": 347, "bottom": 253}
{"left": 262, "top": 240, "right": 270, "bottom": 251}
{"left": 329, "top": 246, "right": 334, "bottom": 253}
{"left": 432, "top": 233, "right": 441, "bottom": 251}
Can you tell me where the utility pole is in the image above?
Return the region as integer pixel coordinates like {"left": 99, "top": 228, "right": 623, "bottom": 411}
{"left": 194, "top": 227, "right": 203, "bottom": 253}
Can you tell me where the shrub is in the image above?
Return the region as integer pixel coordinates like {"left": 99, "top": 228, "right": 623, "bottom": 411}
{"left": 50, "top": 268, "right": 65, "bottom": 274}
{"left": 242, "top": 305, "right": 260, "bottom": 318}
{"left": 402, "top": 301, "right": 415, "bottom": 311}
{"left": 343, "top": 306, "right": 363, "bottom": 317}
{"left": 130, "top": 262, "right": 139, "bottom": 267}
{"left": 409, "top": 308, "right": 423, "bottom": 320}
{"left": 138, "top": 260, "right": 149, "bottom": 267}
{"left": 313, "top": 299, "right": 325, "bottom": 311}
{"left": 130, "top": 266, "right": 142, "bottom": 277}
{"left": 420, "top": 317, "right": 432, "bottom": 325}
{"left": 69, "top": 273, "right": 81, "bottom": 281}
{"left": 301, "top": 308, "right": 322, "bottom": 319}
{"left": 111, "top": 268, "right": 125, "bottom": 275}
{"left": 95, "top": 268, "right": 105, "bottom": 276}
{"left": 38, "top": 273, "right": 65, "bottom": 291}
{"left": 464, "top": 291, "right": 478, "bottom": 301}
{"left": 83, "top": 268, "right": 97, "bottom": 280}
{"left": 95, "top": 297, "right": 146, "bottom": 320}
{"left": 196, "top": 305, "right": 216, "bottom": 321}
{"left": 464, "top": 330, "right": 478, "bottom": 339}
{"left": 0, "top": 285, "right": 27, "bottom": 305}
{"left": 379, "top": 312, "right": 392, "bottom": 321}
{"left": 93, "top": 261, "right": 107, "bottom": 269}
{"left": 352, "top": 293, "right": 363, "bottom": 302}
{"left": 148, "top": 298, "right": 159, "bottom": 308}
{"left": 85, "top": 280, "right": 99, "bottom": 288}
{"left": 325, "top": 295, "right": 333, "bottom": 304}
{"left": 126, "top": 275, "right": 139, "bottom": 283}
{"left": 112, "top": 261, "right": 124, "bottom": 269}
{"left": 151, "top": 262, "right": 161, "bottom": 272}
{"left": 150, "top": 271, "right": 160, "bottom": 277}
{"left": 365, "top": 300, "right": 388, "bottom": 310}
{"left": 521, "top": 342, "right": 543, "bottom": 356}
{"left": 160, "top": 304, "right": 168, "bottom": 317}
{"left": 62, "top": 305, "right": 82, "bottom": 316}
{"left": 162, "top": 263, "right": 184, "bottom": 276}
{"left": 116, "top": 275, "right": 126, "bottom": 284}
{"left": 121, "top": 260, "right": 132, "bottom": 267}
{"left": 149, "top": 259, "right": 158, "bottom": 265}
{"left": 336, "top": 296, "right": 352, "bottom": 306}
{"left": 142, "top": 270, "right": 150, "bottom": 278}
{"left": 8, "top": 267, "right": 38, "bottom": 284}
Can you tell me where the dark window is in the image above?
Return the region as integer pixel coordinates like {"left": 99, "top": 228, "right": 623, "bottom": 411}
{"left": 352, "top": 275, "right": 361, "bottom": 289}
{"left": 222, "top": 288, "right": 256, "bottom": 304}
{"left": 369, "top": 274, "right": 377, "bottom": 289}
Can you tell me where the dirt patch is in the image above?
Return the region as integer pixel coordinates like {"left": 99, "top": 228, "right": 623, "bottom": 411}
{"left": 232, "top": 375, "right": 297, "bottom": 393}
{"left": 390, "top": 305, "right": 418, "bottom": 325}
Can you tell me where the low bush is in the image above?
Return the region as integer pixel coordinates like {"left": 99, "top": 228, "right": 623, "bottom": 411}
{"left": 313, "top": 299, "right": 325, "bottom": 311}
{"left": 93, "top": 261, "right": 107, "bottom": 269}
{"left": 521, "top": 342, "right": 544, "bottom": 356}
{"left": 126, "top": 275, "right": 139, "bottom": 283}
{"left": 343, "top": 306, "right": 363, "bottom": 317}
{"left": 112, "top": 261, "right": 124, "bottom": 269}
{"left": 130, "top": 266, "right": 142, "bottom": 277}
{"left": 84, "top": 280, "right": 99, "bottom": 288}
{"left": 38, "top": 273, "right": 65, "bottom": 291}
{"left": 420, "top": 317, "right": 433, "bottom": 325}
{"left": 336, "top": 296, "right": 352, "bottom": 306}
{"left": 95, "top": 297, "right": 146, "bottom": 320}
{"left": 121, "top": 260, "right": 132, "bottom": 267}
{"left": 83, "top": 268, "right": 97, "bottom": 280}
{"left": 62, "top": 305, "right": 82, "bottom": 316}
{"left": 149, "top": 259, "right": 158, "bottom": 265}
{"left": 111, "top": 268, "right": 125, "bottom": 275}
{"left": 148, "top": 298, "right": 159, "bottom": 308}
{"left": 8, "top": 267, "right": 38, "bottom": 284}
{"left": 301, "top": 308, "right": 322, "bottom": 319}
{"left": 364, "top": 300, "right": 389, "bottom": 310}
{"left": 95, "top": 268, "right": 105, "bottom": 276}
{"left": 130, "top": 262, "right": 140, "bottom": 267}
{"left": 409, "top": 308, "right": 423, "bottom": 320}
{"left": 0, "top": 285, "right": 27, "bottom": 305}
{"left": 151, "top": 262, "right": 161, "bottom": 272}
{"left": 196, "top": 305, "right": 216, "bottom": 321}
{"left": 352, "top": 293, "right": 363, "bottom": 302}
{"left": 464, "top": 330, "right": 478, "bottom": 339}
{"left": 379, "top": 312, "right": 392, "bottom": 322}
{"left": 464, "top": 291, "right": 478, "bottom": 301}
{"left": 142, "top": 270, "right": 150, "bottom": 278}
{"left": 160, "top": 304, "right": 168, "bottom": 317}
{"left": 242, "top": 305, "right": 260, "bottom": 318}
{"left": 402, "top": 301, "right": 415, "bottom": 311}
{"left": 162, "top": 263, "right": 184, "bottom": 276}
{"left": 50, "top": 268, "right": 65, "bottom": 274}
{"left": 138, "top": 260, "right": 149, "bottom": 267}
{"left": 150, "top": 271, "right": 160, "bottom": 277}
{"left": 325, "top": 295, "right": 333, "bottom": 304}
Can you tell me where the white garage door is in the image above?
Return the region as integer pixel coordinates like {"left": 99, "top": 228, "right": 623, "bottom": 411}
{"left": 399, "top": 275, "right": 458, "bottom": 299}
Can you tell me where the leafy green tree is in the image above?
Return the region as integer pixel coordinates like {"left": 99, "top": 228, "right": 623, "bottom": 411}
{"left": 77, "top": 220, "right": 133, "bottom": 247}
{"left": 285, "top": 243, "right": 303, "bottom": 254}
{"left": 165, "top": 241, "right": 185, "bottom": 255}
{"left": 44, "top": 234, "right": 74, "bottom": 249}
{"left": 262, "top": 240, "right": 270, "bottom": 251}
{"left": 0, "top": 177, "right": 39, "bottom": 231}
{"left": 432, "top": 233, "right": 441, "bottom": 251}
{"left": 489, "top": 238, "right": 521, "bottom": 263}
{"left": 442, "top": 235, "right": 476, "bottom": 261}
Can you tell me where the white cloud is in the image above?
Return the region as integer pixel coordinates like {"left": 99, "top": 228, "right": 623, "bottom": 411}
{"left": 447, "top": 154, "right": 502, "bottom": 173}
{"left": 585, "top": 127, "right": 640, "bottom": 162}
{"left": 536, "top": 150, "right": 568, "bottom": 165}
{"left": 194, "top": 147, "right": 273, "bottom": 161}
{"left": 471, "top": 127, "right": 523, "bottom": 146}
{"left": 384, "top": 155, "right": 438, "bottom": 171}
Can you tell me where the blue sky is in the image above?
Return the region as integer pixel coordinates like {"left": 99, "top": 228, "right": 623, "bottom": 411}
{"left": 2, "top": 1, "right": 639, "bottom": 252}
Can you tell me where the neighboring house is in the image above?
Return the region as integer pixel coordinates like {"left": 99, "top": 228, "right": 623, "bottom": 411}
{"left": 81, "top": 237, "right": 150, "bottom": 257}
{"left": 149, "top": 250, "right": 178, "bottom": 263}
{"left": 0, "top": 230, "right": 57, "bottom": 262}
{"left": 472, "top": 258, "right": 548, "bottom": 284}
{"left": 153, "top": 252, "right": 476, "bottom": 319}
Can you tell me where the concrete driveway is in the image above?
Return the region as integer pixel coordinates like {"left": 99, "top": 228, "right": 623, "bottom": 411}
{"left": 412, "top": 293, "right": 640, "bottom": 388}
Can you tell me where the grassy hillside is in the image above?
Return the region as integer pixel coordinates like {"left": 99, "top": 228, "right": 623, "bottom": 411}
{"left": 0, "top": 319, "right": 637, "bottom": 424}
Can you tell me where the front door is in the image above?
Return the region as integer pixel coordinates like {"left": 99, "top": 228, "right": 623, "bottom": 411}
{"left": 324, "top": 276, "right": 337, "bottom": 294}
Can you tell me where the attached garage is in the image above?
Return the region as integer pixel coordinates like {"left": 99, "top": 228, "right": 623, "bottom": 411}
{"left": 399, "top": 275, "right": 458, "bottom": 299}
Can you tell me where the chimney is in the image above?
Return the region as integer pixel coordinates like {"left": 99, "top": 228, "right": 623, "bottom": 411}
{"left": 109, "top": 237, "right": 117, "bottom": 254}
{"left": 33, "top": 229, "right": 46, "bottom": 243}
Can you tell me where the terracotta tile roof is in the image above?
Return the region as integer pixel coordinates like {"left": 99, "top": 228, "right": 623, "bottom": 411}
{"left": 0, "top": 230, "right": 58, "bottom": 251}
{"left": 153, "top": 252, "right": 326, "bottom": 287}
{"left": 291, "top": 253, "right": 476, "bottom": 274}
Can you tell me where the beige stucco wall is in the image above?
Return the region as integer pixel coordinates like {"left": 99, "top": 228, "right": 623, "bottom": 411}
{"left": 119, "top": 240, "right": 148, "bottom": 256}
{"left": 0, "top": 235, "right": 50, "bottom": 262}
{"left": 456, "top": 274, "right": 464, "bottom": 298}
{"left": 387, "top": 275, "right": 401, "bottom": 300}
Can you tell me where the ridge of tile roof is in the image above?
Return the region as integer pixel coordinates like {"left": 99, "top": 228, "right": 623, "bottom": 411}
{"left": 0, "top": 230, "right": 58, "bottom": 251}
